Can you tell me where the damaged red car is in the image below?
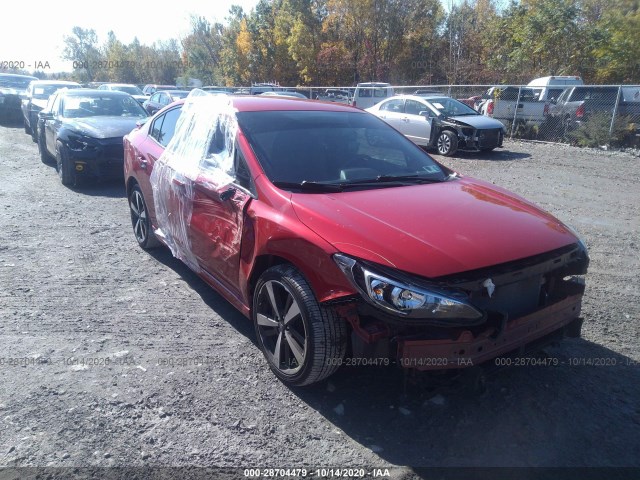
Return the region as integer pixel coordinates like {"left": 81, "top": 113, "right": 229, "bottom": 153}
{"left": 124, "top": 92, "right": 588, "bottom": 386}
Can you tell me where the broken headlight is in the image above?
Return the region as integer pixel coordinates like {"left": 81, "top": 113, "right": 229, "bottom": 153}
{"left": 333, "top": 253, "right": 482, "bottom": 320}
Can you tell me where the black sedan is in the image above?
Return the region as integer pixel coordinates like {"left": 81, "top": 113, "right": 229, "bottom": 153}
{"left": 21, "top": 80, "right": 81, "bottom": 141}
{"left": 142, "top": 89, "right": 189, "bottom": 115}
{"left": 0, "top": 73, "right": 38, "bottom": 122}
{"left": 37, "top": 89, "right": 148, "bottom": 186}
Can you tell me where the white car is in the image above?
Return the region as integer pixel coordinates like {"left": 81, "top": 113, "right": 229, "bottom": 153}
{"left": 97, "top": 83, "right": 149, "bottom": 105}
{"left": 367, "top": 94, "right": 506, "bottom": 156}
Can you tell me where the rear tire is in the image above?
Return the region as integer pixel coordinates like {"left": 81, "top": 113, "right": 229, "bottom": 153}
{"left": 436, "top": 130, "right": 458, "bottom": 156}
{"left": 253, "top": 264, "right": 347, "bottom": 386}
{"left": 129, "top": 184, "right": 160, "bottom": 249}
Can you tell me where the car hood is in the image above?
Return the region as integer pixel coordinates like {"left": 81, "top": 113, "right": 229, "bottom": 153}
{"left": 31, "top": 98, "right": 49, "bottom": 109}
{"left": 446, "top": 114, "right": 504, "bottom": 129}
{"left": 290, "top": 177, "right": 578, "bottom": 278}
{"left": 62, "top": 116, "right": 144, "bottom": 139}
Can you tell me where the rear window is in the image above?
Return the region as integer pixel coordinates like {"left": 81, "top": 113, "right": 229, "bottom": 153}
{"left": 236, "top": 110, "right": 446, "bottom": 186}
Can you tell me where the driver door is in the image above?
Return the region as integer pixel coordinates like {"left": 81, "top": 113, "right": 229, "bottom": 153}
{"left": 189, "top": 144, "right": 254, "bottom": 296}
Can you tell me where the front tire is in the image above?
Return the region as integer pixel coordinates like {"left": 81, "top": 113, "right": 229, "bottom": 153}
{"left": 129, "top": 184, "right": 160, "bottom": 249}
{"left": 38, "top": 132, "right": 54, "bottom": 164}
{"left": 56, "top": 141, "right": 75, "bottom": 186}
{"left": 253, "top": 264, "right": 347, "bottom": 386}
{"left": 436, "top": 130, "right": 458, "bottom": 156}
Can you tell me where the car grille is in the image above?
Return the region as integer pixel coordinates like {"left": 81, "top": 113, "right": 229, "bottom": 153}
{"left": 478, "top": 129, "right": 501, "bottom": 148}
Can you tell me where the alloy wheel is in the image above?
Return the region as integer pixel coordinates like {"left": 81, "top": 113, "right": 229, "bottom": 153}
{"left": 437, "top": 133, "right": 451, "bottom": 155}
{"left": 130, "top": 189, "right": 149, "bottom": 244}
{"left": 255, "top": 280, "right": 307, "bottom": 375}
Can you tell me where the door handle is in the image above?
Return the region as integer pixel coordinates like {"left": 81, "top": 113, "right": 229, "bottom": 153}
{"left": 402, "top": 117, "right": 409, "bottom": 122}
{"left": 219, "top": 187, "right": 236, "bottom": 202}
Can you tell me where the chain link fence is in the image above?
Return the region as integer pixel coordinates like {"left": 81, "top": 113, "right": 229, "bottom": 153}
{"left": 280, "top": 84, "right": 640, "bottom": 149}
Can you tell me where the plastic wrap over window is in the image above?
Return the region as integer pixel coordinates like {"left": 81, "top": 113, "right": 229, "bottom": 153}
{"left": 150, "top": 90, "right": 239, "bottom": 272}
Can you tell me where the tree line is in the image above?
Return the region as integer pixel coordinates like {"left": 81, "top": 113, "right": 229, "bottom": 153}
{"left": 60, "top": 0, "right": 640, "bottom": 87}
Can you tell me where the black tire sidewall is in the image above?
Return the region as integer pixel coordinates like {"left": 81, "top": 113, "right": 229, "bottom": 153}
{"left": 56, "top": 142, "right": 75, "bottom": 186}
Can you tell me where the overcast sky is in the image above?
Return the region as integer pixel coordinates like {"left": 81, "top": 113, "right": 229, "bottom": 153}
{"left": 0, "top": 0, "right": 260, "bottom": 72}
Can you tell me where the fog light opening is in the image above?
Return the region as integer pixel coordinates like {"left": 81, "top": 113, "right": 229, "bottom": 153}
{"left": 75, "top": 163, "right": 85, "bottom": 172}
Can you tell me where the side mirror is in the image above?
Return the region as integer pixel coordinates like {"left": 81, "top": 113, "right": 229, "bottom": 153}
{"left": 39, "top": 112, "right": 54, "bottom": 120}
{"left": 549, "top": 97, "right": 556, "bottom": 104}
{"left": 419, "top": 111, "right": 431, "bottom": 118}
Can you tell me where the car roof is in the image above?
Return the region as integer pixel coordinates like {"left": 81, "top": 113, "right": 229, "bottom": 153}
{"left": 159, "top": 95, "right": 362, "bottom": 114}
{"left": 230, "top": 95, "right": 361, "bottom": 112}
{"left": 0, "top": 73, "right": 39, "bottom": 80}
{"left": 377, "top": 94, "right": 448, "bottom": 102}
{"left": 30, "top": 80, "right": 80, "bottom": 86}
{"left": 61, "top": 89, "right": 131, "bottom": 97}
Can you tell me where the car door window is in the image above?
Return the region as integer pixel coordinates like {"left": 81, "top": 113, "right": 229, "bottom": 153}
{"left": 51, "top": 94, "right": 62, "bottom": 117}
{"left": 150, "top": 93, "right": 160, "bottom": 103}
{"left": 156, "top": 106, "right": 182, "bottom": 147}
{"left": 160, "top": 93, "right": 170, "bottom": 106}
{"left": 233, "top": 147, "right": 255, "bottom": 195}
{"left": 405, "top": 100, "right": 426, "bottom": 116}
{"left": 380, "top": 99, "right": 404, "bottom": 113}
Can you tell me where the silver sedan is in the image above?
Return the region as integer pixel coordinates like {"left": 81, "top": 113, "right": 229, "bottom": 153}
{"left": 366, "top": 94, "right": 506, "bottom": 155}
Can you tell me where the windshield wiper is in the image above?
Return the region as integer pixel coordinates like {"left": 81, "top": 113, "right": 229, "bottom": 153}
{"left": 272, "top": 180, "right": 344, "bottom": 192}
{"left": 273, "top": 175, "right": 445, "bottom": 193}
{"left": 374, "top": 174, "right": 444, "bottom": 183}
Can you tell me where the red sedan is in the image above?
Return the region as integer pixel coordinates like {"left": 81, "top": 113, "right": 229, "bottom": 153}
{"left": 124, "top": 93, "right": 588, "bottom": 386}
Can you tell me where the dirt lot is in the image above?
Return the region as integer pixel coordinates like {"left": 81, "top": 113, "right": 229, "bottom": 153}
{"left": 0, "top": 120, "right": 638, "bottom": 478}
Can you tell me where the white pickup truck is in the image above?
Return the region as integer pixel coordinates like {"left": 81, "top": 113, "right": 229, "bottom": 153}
{"left": 477, "top": 86, "right": 548, "bottom": 127}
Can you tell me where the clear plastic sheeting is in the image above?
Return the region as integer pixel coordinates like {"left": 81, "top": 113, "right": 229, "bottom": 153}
{"left": 150, "top": 89, "right": 239, "bottom": 272}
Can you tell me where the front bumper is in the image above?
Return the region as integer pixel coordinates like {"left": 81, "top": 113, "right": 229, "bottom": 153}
{"left": 397, "top": 294, "right": 582, "bottom": 369}
{"left": 459, "top": 127, "right": 504, "bottom": 151}
{"left": 66, "top": 140, "right": 125, "bottom": 179}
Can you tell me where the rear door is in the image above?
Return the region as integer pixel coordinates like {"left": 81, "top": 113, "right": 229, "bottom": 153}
{"left": 136, "top": 105, "right": 182, "bottom": 219}
{"left": 375, "top": 98, "right": 406, "bottom": 131}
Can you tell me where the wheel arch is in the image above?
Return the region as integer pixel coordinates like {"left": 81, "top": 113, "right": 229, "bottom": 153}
{"left": 125, "top": 175, "right": 139, "bottom": 197}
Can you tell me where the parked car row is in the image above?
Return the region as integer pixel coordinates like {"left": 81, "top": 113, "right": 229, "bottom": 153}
{"left": 461, "top": 76, "right": 639, "bottom": 139}
{"left": 13, "top": 84, "right": 589, "bottom": 388}
{"left": 36, "top": 89, "right": 149, "bottom": 185}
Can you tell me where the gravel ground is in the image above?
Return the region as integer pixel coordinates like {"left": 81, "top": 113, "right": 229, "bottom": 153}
{"left": 0, "top": 121, "right": 638, "bottom": 478}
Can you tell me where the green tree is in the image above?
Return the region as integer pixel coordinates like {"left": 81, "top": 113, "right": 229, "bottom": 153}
{"left": 62, "top": 27, "right": 104, "bottom": 82}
